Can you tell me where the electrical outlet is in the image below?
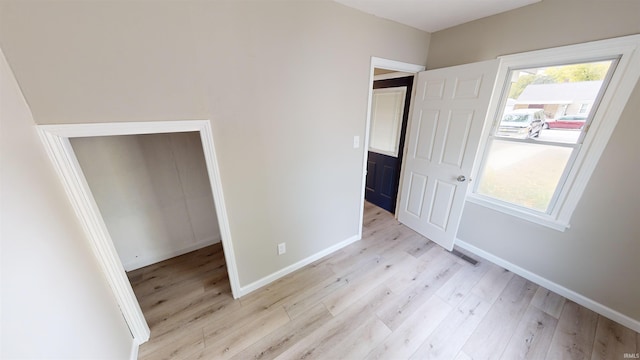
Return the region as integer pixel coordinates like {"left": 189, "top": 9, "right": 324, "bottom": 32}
{"left": 277, "top": 243, "right": 286, "bottom": 255}
{"left": 353, "top": 135, "right": 360, "bottom": 149}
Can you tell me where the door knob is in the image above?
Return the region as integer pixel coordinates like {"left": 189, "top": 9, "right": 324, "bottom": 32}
{"left": 457, "top": 175, "right": 466, "bottom": 182}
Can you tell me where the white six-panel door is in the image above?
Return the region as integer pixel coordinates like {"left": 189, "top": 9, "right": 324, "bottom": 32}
{"left": 397, "top": 60, "right": 499, "bottom": 250}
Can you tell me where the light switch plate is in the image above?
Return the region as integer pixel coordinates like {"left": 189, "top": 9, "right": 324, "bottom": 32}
{"left": 353, "top": 135, "right": 360, "bottom": 148}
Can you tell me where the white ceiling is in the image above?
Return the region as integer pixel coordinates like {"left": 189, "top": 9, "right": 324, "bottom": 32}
{"left": 333, "top": 0, "right": 541, "bottom": 33}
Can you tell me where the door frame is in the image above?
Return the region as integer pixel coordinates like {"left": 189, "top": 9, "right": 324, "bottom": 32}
{"left": 358, "top": 57, "right": 425, "bottom": 237}
{"left": 365, "top": 76, "right": 414, "bottom": 213}
{"left": 37, "top": 120, "right": 240, "bottom": 345}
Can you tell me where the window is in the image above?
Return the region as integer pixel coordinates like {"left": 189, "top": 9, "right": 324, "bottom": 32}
{"left": 579, "top": 103, "right": 589, "bottom": 113}
{"left": 477, "top": 60, "right": 615, "bottom": 212}
{"left": 468, "top": 35, "right": 640, "bottom": 230}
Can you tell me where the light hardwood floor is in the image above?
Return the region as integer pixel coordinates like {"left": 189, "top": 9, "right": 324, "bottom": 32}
{"left": 128, "top": 202, "right": 639, "bottom": 360}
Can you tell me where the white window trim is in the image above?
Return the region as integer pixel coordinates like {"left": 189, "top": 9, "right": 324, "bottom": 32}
{"left": 468, "top": 34, "right": 640, "bottom": 231}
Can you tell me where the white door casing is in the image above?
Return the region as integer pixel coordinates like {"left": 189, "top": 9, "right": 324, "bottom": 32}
{"left": 37, "top": 120, "right": 240, "bottom": 345}
{"left": 397, "top": 60, "right": 499, "bottom": 250}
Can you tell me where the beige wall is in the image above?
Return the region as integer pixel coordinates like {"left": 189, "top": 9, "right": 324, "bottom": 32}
{"left": 428, "top": 0, "right": 640, "bottom": 69}
{"left": 428, "top": 0, "right": 640, "bottom": 321}
{"left": 0, "top": 1, "right": 430, "bottom": 287}
{"left": 0, "top": 49, "right": 133, "bottom": 359}
{"left": 71, "top": 132, "right": 220, "bottom": 271}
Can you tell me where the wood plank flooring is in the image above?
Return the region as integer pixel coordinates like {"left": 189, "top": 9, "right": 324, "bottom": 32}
{"left": 128, "top": 202, "right": 639, "bottom": 359}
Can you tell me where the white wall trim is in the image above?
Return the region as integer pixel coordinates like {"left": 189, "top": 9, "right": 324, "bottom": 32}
{"left": 129, "top": 339, "right": 139, "bottom": 360}
{"left": 37, "top": 120, "right": 240, "bottom": 346}
{"left": 359, "top": 57, "right": 425, "bottom": 236}
{"left": 122, "top": 236, "right": 221, "bottom": 271}
{"left": 237, "top": 234, "right": 361, "bottom": 297}
{"left": 370, "top": 57, "right": 426, "bottom": 74}
{"left": 456, "top": 239, "right": 640, "bottom": 333}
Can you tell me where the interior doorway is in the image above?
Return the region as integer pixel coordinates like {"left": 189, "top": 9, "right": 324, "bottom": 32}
{"left": 365, "top": 74, "right": 414, "bottom": 213}
{"left": 37, "top": 120, "right": 240, "bottom": 345}
{"left": 358, "top": 57, "right": 425, "bottom": 237}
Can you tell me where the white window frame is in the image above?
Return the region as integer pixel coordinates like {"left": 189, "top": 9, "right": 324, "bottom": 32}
{"left": 468, "top": 34, "right": 640, "bottom": 231}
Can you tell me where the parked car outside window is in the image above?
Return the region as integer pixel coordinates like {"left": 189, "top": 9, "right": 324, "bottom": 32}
{"left": 544, "top": 114, "right": 587, "bottom": 130}
{"left": 496, "top": 109, "right": 545, "bottom": 139}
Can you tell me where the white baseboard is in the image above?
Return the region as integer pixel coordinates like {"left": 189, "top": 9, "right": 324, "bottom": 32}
{"left": 456, "top": 239, "right": 640, "bottom": 333}
{"left": 129, "top": 338, "right": 139, "bottom": 360}
{"left": 237, "top": 234, "right": 361, "bottom": 297}
{"left": 123, "top": 236, "right": 221, "bottom": 271}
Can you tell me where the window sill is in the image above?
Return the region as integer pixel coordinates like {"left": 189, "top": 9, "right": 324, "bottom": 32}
{"left": 465, "top": 194, "right": 570, "bottom": 232}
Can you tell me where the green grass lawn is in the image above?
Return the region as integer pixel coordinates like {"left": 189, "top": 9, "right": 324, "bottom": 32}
{"left": 477, "top": 141, "right": 572, "bottom": 212}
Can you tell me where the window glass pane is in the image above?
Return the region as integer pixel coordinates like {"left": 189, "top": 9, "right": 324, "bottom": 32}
{"left": 477, "top": 140, "right": 573, "bottom": 212}
{"left": 497, "top": 60, "right": 614, "bottom": 144}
